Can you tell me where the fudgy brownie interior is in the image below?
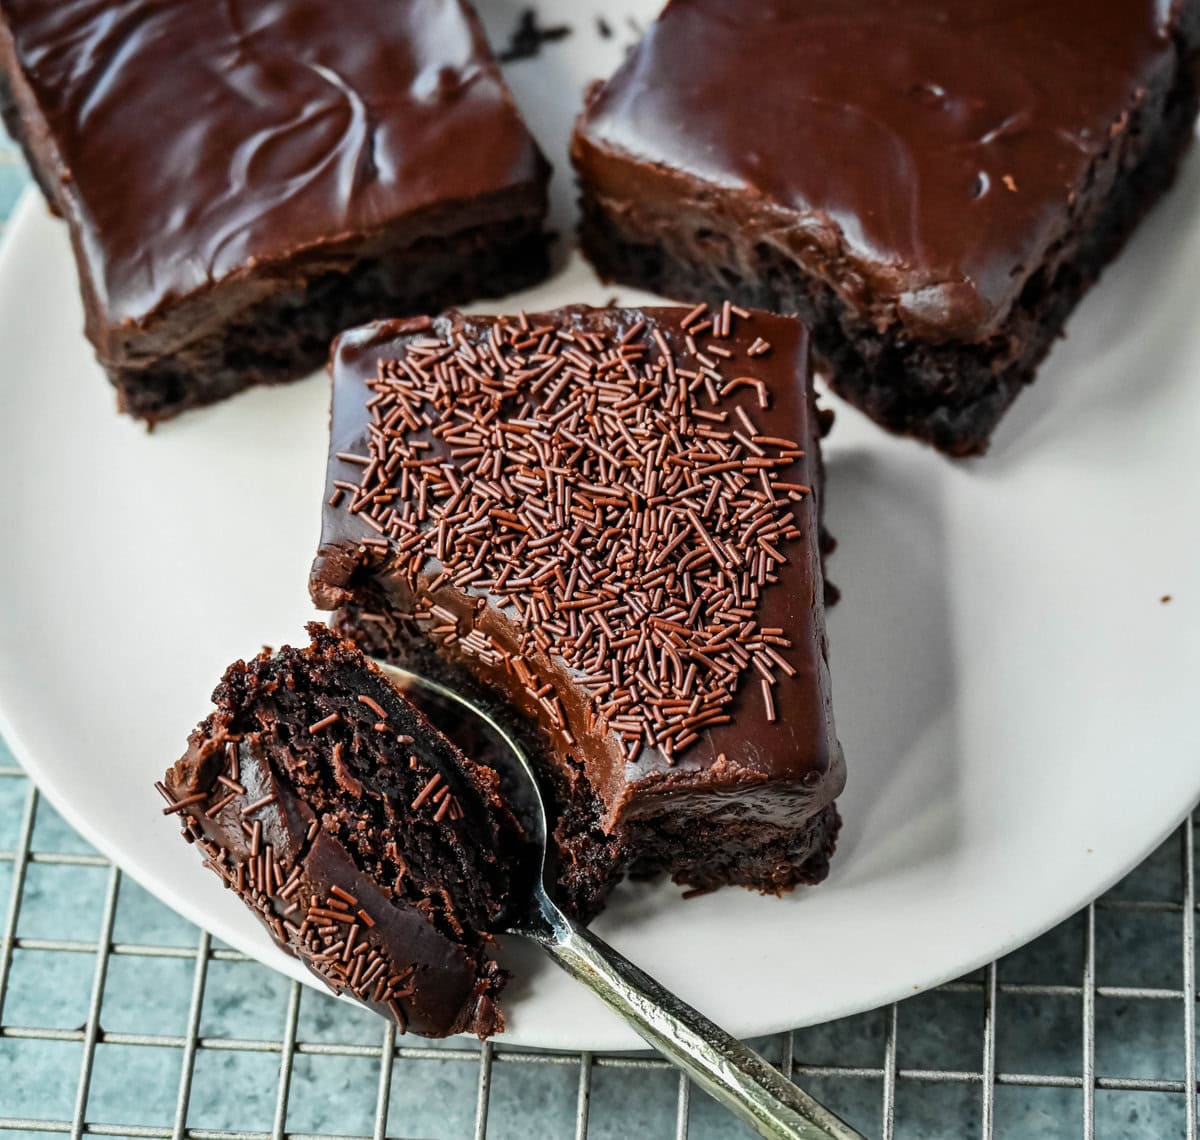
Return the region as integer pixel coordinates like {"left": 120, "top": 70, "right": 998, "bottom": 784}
{"left": 233, "top": 633, "right": 519, "bottom": 940}
{"left": 334, "top": 601, "right": 630, "bottom": 919}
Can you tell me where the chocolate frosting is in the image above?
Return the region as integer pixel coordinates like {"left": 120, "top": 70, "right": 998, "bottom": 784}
{"left": 573, "top": 0, "right": 1185, "bottom": 341}
{"left": 311, "top": 307, "right": 843, "bottom": 836}
{"left": 0, "top": 0, "right": 546, "bottom": 343}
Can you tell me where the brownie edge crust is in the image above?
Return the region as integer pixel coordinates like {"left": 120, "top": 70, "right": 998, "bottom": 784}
{"left": 103, "top": 215, "right": 550, "bottom": 425}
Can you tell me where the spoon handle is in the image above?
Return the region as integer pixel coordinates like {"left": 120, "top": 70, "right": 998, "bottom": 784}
{"left": 533, "top": 912, "right": 863, "bottom": 1140}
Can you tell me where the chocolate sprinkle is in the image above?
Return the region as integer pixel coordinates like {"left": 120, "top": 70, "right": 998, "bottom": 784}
{"left": 331, "top": 305, "right": 805, "bottom": 764}
{"left": 498, "top": 8, "right": 571, "bottom": 63}
{"left": 357, "top": 693, "right": 388, "bottom": 720}
{"left": 308, "top": 711, "right": 341, "bottom": 735}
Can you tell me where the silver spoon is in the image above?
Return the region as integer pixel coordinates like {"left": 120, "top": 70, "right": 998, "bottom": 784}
{"left": 376, "top": 662, "right": 863, "bottom": 1140}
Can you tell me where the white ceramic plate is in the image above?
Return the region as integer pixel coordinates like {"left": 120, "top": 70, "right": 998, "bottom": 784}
{"left": 1, "top": 4, "right": 1199, "bottom": 1052}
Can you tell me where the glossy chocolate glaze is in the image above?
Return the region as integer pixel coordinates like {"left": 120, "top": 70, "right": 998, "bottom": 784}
{"left": 310, "top": 308, "right": 844, "bottom": 843}
{"left": 0, "top": 0, "right": 547, "bottom": 358}
{"left": 573, "top": 0, "right": 1188, "bottom": 342}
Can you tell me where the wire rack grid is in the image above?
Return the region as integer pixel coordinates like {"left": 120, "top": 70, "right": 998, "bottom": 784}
{"left": 1, "top": 758, "right": 1197, "bottom": 1140}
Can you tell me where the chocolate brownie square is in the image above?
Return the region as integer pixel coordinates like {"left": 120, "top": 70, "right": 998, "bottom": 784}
{"left": 310, "top": 304, "right": 843, "bottom": 898}
{"left": 572, "top": 0, "right": 1200, "bottom": 455}
{"left": 0, "top": 0, "right": 551, "bottom": 422}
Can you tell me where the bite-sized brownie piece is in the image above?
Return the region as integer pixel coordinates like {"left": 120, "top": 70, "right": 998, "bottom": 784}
{"left": 161, "top": 626, "right": 526, "bottom": 1038}
{"left": 0, "top": 0, "right": 550, "bottom": 423}
{"left": 571, "top": 0, "right": 1200, "bottom": 456}
{"left": 311, "top": 304, "right": 844, "bottom": 896}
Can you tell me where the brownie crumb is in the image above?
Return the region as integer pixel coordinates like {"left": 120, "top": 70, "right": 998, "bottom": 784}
{"left": 1161, "top": 595, "right": 1172, "bottom": 604}
{"left": 596, "top": 15, "right": 612, "bottom": 39}
{"left": 499, "top": 8, "right": 572, "bottom": 63}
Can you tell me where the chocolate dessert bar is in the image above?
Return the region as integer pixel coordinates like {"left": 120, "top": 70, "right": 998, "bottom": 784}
{"left": 0, "top": 0, "right": 550, "bottom": 422}
{"left": 311, "top": 304, "right": 844, "bottom": 897}
{"left": 162, "top": 627, "right": 525, "bottom": 1038}
{"left": 572, "top": 0, "right": 1200, "bottom": 455}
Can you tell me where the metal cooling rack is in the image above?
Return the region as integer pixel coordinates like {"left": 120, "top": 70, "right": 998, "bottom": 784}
{"left": 1, "top": 761, "right": 1197, "bottom": 1140}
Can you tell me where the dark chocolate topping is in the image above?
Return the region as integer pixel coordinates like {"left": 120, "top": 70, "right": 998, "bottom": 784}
{"left": 163, "top": 627, "right": 519, "bottom": 1038}
{"left": 312, "top": 306, "right": 842, "bottom": 831}
{"left": 574, "top": 0, "right": 1183, "bottom": 340}
{"left": 0, "top": 0, "right": 546, "bottom": 335}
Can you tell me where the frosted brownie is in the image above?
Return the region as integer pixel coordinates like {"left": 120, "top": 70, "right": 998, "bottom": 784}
{"left": 311, "top": 304, "right": 844, "bottom": 898}
{"left": 572, "top": 0, "right": 1200, "bottom": 455}
{"left": 0, "top": 0, "right": 550, "bottom": 421}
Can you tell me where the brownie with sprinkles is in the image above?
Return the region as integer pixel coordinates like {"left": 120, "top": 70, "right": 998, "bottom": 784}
{"left": 161, "top": 626, "right": 526, "bottom": 1038}
{"left": 0, "top": 0, "right": 550, "bottom": 424}
{"left": 311, "top": 304, "right": 844, "bottom": 897}
{"left": 571, "top": 0, "right": 1200, "bottom": 456}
